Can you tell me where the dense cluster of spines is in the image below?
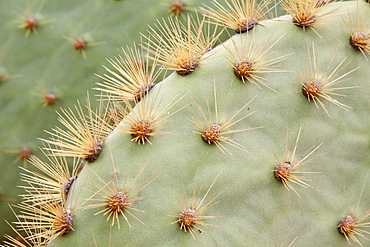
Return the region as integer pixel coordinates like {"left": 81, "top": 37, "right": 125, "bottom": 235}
{"left": 117, "top": 89, "right": 188, "bottom": 145}
{"left": 281, "top": 0, "right": 336, "bottom": 36}
{"left": 190, "top": 82, "right": 259, "bottom": 154}
{"left": 18, "top": 149, "right": 81, "bottom": 206}
{"left": 94, "top": 43, "right": 161, "bottom": 102}
{"left": 225, "top": 32, "right": 291, "bottom": 92}
{"left": 336, "top": 177, "right": 370, "bottom": 247}
{"left": 13, "top": 197, "right": 75, "bottom": 243}
{"left": 39, "top": 94, "right": 113, "bottom": 163}
{"left": 346, "top": 8, "right": 370, "bottom": 60}
{"left": 169, "top": 172, "right": 224, "bottom": 239}
{"left": 298, "top": 43, "right": 360, "bottom": 117}
{"left": 272, "top": 125, "right": 323, "bottom": 197}
{"left": 82, "top": 160, "right": 158, "bottom": 229}
{"left": 1, "top": 0, "right": 370, "bottom": 246}
{"left": 201, "top": 0, "right": 274, "bottom": 33}
{"left": 142, "top": 14, "right": 222, "bottom": 75}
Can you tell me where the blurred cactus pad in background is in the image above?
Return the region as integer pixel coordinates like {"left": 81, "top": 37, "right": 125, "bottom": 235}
{"left": 0, "top": 0, "right": 369, "bottom": 246}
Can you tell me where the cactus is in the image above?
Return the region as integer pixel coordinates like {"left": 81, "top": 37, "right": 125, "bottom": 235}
{"left": 1, "top": 0, "right": 370, "bottom": 246}
{"left": 0, "top": 0, "right": 208, "bottom": 240}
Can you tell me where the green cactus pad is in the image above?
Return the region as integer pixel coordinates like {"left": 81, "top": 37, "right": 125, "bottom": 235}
{"left": 0, "top": 0, "right": 219, "bottom": 239}
{"left": 45, "top": 1, "right": 370, "bottom": 246}
{"left": 2, "top": 0, "right": 370, "bottom": 246}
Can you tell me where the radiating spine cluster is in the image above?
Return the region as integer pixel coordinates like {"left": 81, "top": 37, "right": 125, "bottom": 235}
{"left": 337, "top": 176, "right": 370, "bottom": 246}
{"left": 201, "top": 0, "right": 274, "bottom": 33}
{"left": 40, "top": 94, "right": 113, "bottom": 163}
{"left": 225, "top": 32, "right": 290, "bottom": 92}
{"left": 190, "top": 82, "right": 259, "bottom": 154}
{"left": 272, "top": 125, "right": 323, "bottom": 196}
{"left": 298, "top": 43, "right": 359, "bottom": 117}
{"left": 94, "top": 43, "right": 161, "bottom": 102}
{"left": 83, "top": 158, "right": 158, "bottom": 229}
{"left": 142, "top": 14, "right": 222, "bottom": 75}
{"left": 169, "top": 171, "right": 225, "bottom": 239}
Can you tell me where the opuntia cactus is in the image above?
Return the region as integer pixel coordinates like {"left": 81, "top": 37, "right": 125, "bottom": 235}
{"left": 1, "top": 0, "right": 370, "bottom": 246}
{"left": 0, "top": 0, "right": 208, "bottom": 238}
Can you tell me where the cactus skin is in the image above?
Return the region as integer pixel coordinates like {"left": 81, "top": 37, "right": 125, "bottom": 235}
{"left": 2, "top": 0, "right": 370, "bottom": 246}
{"left": 0, "top": 0, "right": 220, "bottom": 240}
{"left": 44, "top": 1, "right": 370, "bottom": 246}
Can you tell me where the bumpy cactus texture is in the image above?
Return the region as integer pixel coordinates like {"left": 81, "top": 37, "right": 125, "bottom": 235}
{"left": 2, "top": 0, "right": 370, "bottom": 246}
{"left": 0, "top": 0, "right": 210, "bottom": 240}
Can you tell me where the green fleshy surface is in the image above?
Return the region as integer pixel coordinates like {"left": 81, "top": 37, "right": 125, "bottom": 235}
{"left": 48, "top": 1, "right": 370, "bottom": 246}
{"left": 0, "top": 0, "right": 226, "bottom": 240}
